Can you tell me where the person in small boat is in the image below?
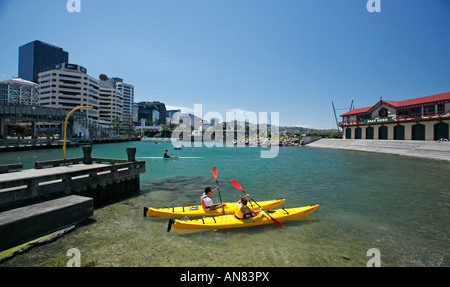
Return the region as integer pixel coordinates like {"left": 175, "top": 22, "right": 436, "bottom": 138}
{"left": 201, "top": 186, "right": 224, "bottom": 210}
{"left": 235, "top": 195, "right": 262, "bottom": 220}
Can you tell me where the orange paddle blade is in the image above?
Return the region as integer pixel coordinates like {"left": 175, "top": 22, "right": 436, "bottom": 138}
{"left": 212, "top": 166, "right": 218, "bottom": 180}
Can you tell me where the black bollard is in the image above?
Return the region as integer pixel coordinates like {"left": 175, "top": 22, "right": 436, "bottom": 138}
{"left": 126, "top": 147, "right": 136, "bottom": 162}
{"left": 82, "top": 145, "right": 93, "bottom": 164}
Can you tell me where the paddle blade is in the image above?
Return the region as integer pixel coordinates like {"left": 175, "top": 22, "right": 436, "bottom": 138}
{"left": 267, "top": 213, "right": 284, "bottom": 227}
{"left": 212, "top": 166, "right": 218, "bottom": 180}
{"left": 232, "top": 179, "right": 244, "bottom": 191}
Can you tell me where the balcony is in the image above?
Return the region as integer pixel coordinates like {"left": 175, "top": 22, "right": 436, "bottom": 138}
{"left": 339, "top": 110, "right": 450, "bottom": 127}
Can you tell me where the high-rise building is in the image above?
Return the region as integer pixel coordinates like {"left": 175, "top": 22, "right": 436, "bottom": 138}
{"left": 113, "top": 79, "right": 134, "bottom": 124}
{"left": 19, "top": 40, "right": 69, "bottom": 83}
{"left": 38, "top": 63, "right": 99, "bottom": 122}
{"left": 0, "top": 78, "right": 39, "bottom": 105}
{"left": 136, "top": 101, "right": 166, "bottom": 126}
{"left": 99, "top": 78, "right": 123, "bottom": 125}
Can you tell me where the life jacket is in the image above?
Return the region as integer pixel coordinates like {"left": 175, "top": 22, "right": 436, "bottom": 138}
{"left": 200, "top": 194, "right": 212, "bottom": 210}
{"left": 234, "top": 201, "right": 245, "bottom": 220}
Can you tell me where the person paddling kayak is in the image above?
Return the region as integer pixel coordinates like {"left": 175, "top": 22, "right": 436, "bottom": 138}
{"left": 201, "top": 186, "right": 225, "bottom": 211}
{"left": 235, "top": 195, "right": 262, "bottom": 220}
{"left": 163, "top": 150, "right": 171, "bottom": 158}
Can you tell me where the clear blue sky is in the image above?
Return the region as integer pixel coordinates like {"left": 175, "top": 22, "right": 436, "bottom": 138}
{"left": 0, "top": 0, "right": 449, "bottom": 129}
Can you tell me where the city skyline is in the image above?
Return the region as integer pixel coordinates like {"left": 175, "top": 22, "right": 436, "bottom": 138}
{"left": 0, "top": 0, "right": 449, "bottom": 129}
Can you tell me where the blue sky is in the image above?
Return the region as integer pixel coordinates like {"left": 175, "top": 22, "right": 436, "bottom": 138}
{"left": 0, "top": 0, "right": 449, "bottom": 129}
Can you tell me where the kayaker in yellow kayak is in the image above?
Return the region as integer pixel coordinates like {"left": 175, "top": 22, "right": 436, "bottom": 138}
{"left": 235, "top": 195, "right": 263, "bottom": 220}
{"left": 201, "top": 186, "right": 225, "bottom": 211}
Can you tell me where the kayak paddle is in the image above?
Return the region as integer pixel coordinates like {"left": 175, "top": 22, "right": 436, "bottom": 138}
{"left": 231, "top": 179, "right": 284, "bottom": 227}
{"left": 212, "top": 166, "right": 226, "bottom": 215}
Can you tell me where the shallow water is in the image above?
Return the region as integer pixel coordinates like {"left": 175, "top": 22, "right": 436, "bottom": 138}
{"left": 1, "top": 141, "right": 449, "bottom": 266}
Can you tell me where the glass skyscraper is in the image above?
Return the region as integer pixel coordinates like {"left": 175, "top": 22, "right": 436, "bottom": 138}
{"left": 18, "top": 40, "right": 69, "bottom": 83}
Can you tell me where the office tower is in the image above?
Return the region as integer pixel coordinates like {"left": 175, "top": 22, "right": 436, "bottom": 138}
{"left": 137, "top": 101, "right": 166, "bottom": 126}
{"left": 99, "top": 78, "right": 124, "bottom": 125}
{"left": 111, "top": 78, "right": 134, "bottom": 124}
{"left": 19, "top": 40, "right": 69, "bottom": 83}
{"left": 38, "top": 63, "right": 99, "bottom": 122}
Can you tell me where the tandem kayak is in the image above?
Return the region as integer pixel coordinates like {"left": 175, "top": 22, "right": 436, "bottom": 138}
{"left": 167, "top": 204, "right": 319, "bottom": 231}
{"left": 145, "top": 198, "right": 286, "bottom": 217}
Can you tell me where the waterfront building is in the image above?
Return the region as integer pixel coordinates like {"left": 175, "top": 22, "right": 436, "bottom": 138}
{"left": 37, "top": 63, "right": 100, "bottom": 122}
{"left": 137, "top": 101, "right": 166, "bottom": 126}
{"left": 0, "top": 78, "right": 39, "bottom": 106}
{"left": 137, "top": 102, "right": 160, "bottom": 125}
{"left": 118, "top": 80, "right": 135, "bottom": 123}
{"left": 339, "top": 92, "right": 450, "bottom": 141}
{"left": 19, "top": 40, "right": 69, "bottom": 83}
{"left": 99, "top": 78, "right": 123, "bottom": 125}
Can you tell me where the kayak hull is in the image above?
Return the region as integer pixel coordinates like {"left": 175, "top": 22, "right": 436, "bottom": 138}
{"left": 171, "top": 205, "right": 319, "bottom": 230}
{"left": 147, "top": 199, "right": 286, "bottom": 217}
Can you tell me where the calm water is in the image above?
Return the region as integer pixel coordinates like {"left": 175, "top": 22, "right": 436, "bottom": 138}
{"left": 1, "top": 141, "right": 449, "bottom": 267}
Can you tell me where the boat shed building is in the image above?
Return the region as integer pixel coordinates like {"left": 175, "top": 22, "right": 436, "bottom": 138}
{"left": 339, "top": 92, "right": 450, "bottom": 141}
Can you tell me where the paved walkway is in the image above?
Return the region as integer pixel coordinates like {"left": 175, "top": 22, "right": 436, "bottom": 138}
{"left": 306, "top": 139, "right": 450, "bottom": 161}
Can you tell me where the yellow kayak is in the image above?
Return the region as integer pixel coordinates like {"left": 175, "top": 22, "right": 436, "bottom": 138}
{"left": 168, "top": 204, "right": 319, "bottom": 230}
{"left": 144, "top": 198, "right": 286, "bottom": 217}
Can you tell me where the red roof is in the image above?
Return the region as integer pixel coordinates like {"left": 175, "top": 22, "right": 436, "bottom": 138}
{"left": 341, "top": 106, "right": 372, "bottom": 116}
{"left": 341, "top": 92, "right": 450, "bottom": 116}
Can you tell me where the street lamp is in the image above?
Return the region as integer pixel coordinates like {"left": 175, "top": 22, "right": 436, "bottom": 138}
{"left": 63, "top": 106, "right": 93, "bottom": 160}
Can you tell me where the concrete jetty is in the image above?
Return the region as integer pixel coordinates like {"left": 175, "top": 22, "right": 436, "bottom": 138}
{"left": 306, "top": 139, "right": 450, "bottom": 161}
{"left": 0, "top": 196, "right": 93, "bottom": 251}
{"left": 0, "top": 146, "right": 146, "bottom": 251}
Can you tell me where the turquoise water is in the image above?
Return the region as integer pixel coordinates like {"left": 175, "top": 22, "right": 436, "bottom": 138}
{"left": 1, "top": 141, "right": 449, "bottom": 266}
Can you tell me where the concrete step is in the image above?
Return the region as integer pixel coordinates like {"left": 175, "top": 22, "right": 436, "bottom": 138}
{"left": 0, "top": 195, "right": 93, "bottom": 251}
{"left": 306, "top": 139, "right": 450, "bottom": 161}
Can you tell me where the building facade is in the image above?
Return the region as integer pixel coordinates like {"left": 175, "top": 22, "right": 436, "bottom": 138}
{"left": 19, "top": 40, "right": 69, "bottom": 83}
{"left": 340, "top": 92, "right": 450, "bottom": 141}
{"left": 118, "top": 80, "right": 134, "bottom": 124}
{"left": 137, "top": 102, "right": 160, "bottom": 125}
{"left": 136, "top": 101, "right": 166, "bottom": 126}
{"left": 38, "top": 63, "right": 100, "bottom": 122}
{"left": 0, "top": 78, "right": 39, "bottom": 106}
{"left": 99, "top": 78, "right": 123, "bottom": 125}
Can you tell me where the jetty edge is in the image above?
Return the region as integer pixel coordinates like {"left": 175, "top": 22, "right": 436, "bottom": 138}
{"left": 0, "top": 146, "right": 145, "bottom": 253}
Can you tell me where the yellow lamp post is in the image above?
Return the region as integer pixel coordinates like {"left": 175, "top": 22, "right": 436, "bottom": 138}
{"left": 63, "top": 106, "right": 93, "bottom": 160}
